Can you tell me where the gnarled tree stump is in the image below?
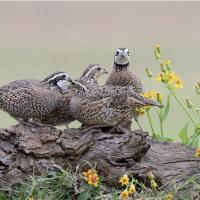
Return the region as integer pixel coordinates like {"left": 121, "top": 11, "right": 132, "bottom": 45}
{"left": 0, "top": 123, "right": 199, "bottom": 192}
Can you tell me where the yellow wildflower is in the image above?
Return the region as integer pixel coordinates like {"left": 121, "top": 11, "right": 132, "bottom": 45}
{"left": 195, "top": 147, "right": 200, "bottom": 157}
{"left": 174, "top": 76, "right": 184, "bottom": 89}
{"left": 156, "top": 72, "right": 165, "bottom": 82}
{"left": 166, "top": 71, "right": 177, "bottom": 83}
{"left": 166, "top": 193, "right": 173, "bottom": 200}
{"left": 143, "top": 90, "right": 157, "bottom": 100}
{"left": 83, "top": 169, "right": 96, "bottom": 180}
{"left": 120, "top": 190, "right": 129, "bottom": 200}
{"left": 128, "top": 184, "right": 136, "bottom": 194}
{"left": 135, "top": 107, "right": 145, "bottom": 115}
{"left": 119, "top": 174, "right": 130, "bottom": 186}
{"left": 88, "top": 173, "right": 99, "bottom": 187}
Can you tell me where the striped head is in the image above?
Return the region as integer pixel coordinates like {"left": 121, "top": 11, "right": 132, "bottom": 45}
{"left": 114, "top": 48, "right": 130, "bottom": 68}
{"left": 70, "top": 80, "right": 88, "bottom": 96}
{"left": 42, "top": 71, "right": 73, "bottom": 93}
{"left": 80, "top": 64, "right": 108, "bottom": 81}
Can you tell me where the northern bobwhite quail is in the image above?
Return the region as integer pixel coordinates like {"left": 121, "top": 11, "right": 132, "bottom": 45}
{"left": 0, "top": 71, "right": 74, "bottom": 124}
{"left": 76, "top": 64, "right": 108, "bottom": 89}
{"left": 70, "top": 82, "right": 163, "bottom": 128}
{"left": 37, "top": 64, "right": 107, "bottom": 126}
{"left": 105, "top": 47, "right": 144, "bottom": 130}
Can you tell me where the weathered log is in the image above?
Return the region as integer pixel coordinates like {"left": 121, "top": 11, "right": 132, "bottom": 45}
{"left": 0, "top": 123, "right": 199, "bottom": 192}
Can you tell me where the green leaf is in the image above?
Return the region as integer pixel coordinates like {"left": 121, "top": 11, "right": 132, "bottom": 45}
{"left": 190, "top": 135, "right": 199, "bottom": 147}
{"left": 161, "top": 94, "right": 171, "bottom": 122}
{"left": 78, "top": 192, "right": 92, "bottom": 200}
{"left": 179, "top": 123, "right": 189, "bottom": 145}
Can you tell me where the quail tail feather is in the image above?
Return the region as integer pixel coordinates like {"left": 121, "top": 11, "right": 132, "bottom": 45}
{"left": 128, "top": 88, "right": 164, "bottom": 108}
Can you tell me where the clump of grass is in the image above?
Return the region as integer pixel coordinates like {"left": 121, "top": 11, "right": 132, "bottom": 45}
{"left": 5, "top": 166, "right": 79, "bottom": 200}
{"left": 1, "top": 165, "right": 200, "bottom": 200}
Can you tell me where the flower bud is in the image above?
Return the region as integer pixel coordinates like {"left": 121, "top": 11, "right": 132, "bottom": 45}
{"left": 195, "top": 108, "right": 200, "bottom": 116}
{"left": 165, "top": 60, "right": 171, "bottom": 71}
{"left": 166, "top": 193, "right": 173, "bottom": 200}
{"left": 155, "top": 44, "right": 161, "bottom": 54}
{"left": 147, "top": 172, "right": 155, "bottom": 180}
{"left": 156, "top": 93, "right": 163, "bottom": 104}
{"left": 150, "top": 179, "right": 158, "bottom": 189}
{"left": 186, "top": 97, "right": 194, "bottom": 109}
{"left": 154, "top": 50, "right": 161, "bottom": 59}
{"left": 146, "top": 68, "right": 153, "bottom": 78}
{"left": 160, "top": 62, "right": 166, "bottom": 72}
{"left": 195, "top": 85, "right": 200, "bottom": 95}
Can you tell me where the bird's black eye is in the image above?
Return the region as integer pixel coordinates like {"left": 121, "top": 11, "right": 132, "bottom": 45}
{"left": 97, "top": 67, "right": 101, "bottom": 71}
{"left": 127, "top": 51, "right": 129, "bottom": 55}
{"left": 116, "top": 51, "right": 119, "bottom": 56}
{"left": 60, "top": 75, "right": 66, "bottom": 80}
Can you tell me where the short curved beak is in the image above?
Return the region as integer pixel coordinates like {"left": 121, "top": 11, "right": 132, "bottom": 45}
{"left": 120, "top": 53, "right": 126, "bottom": 58}
{"left": 102, "top": 69, "right": 108, "bottom": 74}
{"left": 68, "top": 77, "right": 73, "bottom": 83}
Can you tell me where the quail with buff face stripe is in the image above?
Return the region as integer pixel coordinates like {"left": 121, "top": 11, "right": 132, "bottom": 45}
{"left": 70, "top": 82, "right": 163, "bottom": 131}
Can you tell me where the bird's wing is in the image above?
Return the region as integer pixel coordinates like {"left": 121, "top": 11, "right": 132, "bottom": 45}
{"left": 70, "top": 96, "right": 112, "bottom": 125}
{"left": 127, "top": 87, "right": 163, "bottom": 107}
{"left": 0, "top": 80, "right": 39, "bottom": 95}
{"left": 0, "top": 86, "right": 61, "bottom": 117}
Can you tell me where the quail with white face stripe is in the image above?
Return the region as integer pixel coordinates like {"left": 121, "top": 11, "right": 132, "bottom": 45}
{"left": 0, "top": 71, "right": 74, "bottom": 124}
{"left": 36, "top": 65, "right": 108, "bottom": 126}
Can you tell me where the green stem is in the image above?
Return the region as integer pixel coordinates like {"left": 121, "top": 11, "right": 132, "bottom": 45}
{"left": 159, "top": 108, "right": 164, "bottom": 139}
{"left": 169, "top": 89, "right": 197, "bottom": 128}
{"left": 146, "top": 110, "right": 156, "bottom": 138}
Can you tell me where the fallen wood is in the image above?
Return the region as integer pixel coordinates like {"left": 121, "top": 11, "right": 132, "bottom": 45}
{"left": 0, "top": 123, "right": 199, "bottom": 192}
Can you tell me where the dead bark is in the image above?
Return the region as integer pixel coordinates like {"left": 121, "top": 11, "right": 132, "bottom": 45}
{"left": 0, "top": 123, "right": 199, "bottom": 192}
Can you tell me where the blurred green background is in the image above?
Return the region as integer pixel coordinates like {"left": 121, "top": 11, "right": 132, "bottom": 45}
{"left": 0, "top": 2, "right": 200, "bottom": 140}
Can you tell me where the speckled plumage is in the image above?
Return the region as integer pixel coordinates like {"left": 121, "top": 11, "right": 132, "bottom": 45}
{"left": 106, "top": 68, "right": 144, "bottom": 93}
{"left": 105, "top": 48, "right": 145, "bottom": 129}
{"left": 70, "top": 84, "right": 162, "bottom": 127}
{"left": 76, "top": 64, "right": 108, "bottom": 90}
{"left": 35, "top": 64, "right": 107, "bottom": 126}
{"left": 0, "top": 72, "right": 73, "bottom": 124}
{"left": 106, "top": 48, "right": 144, "bottom": 93}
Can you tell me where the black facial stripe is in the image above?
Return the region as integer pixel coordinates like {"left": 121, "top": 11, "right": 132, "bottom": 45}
{"left": 114, "top": 61, "right": 129, "bottom": 69}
